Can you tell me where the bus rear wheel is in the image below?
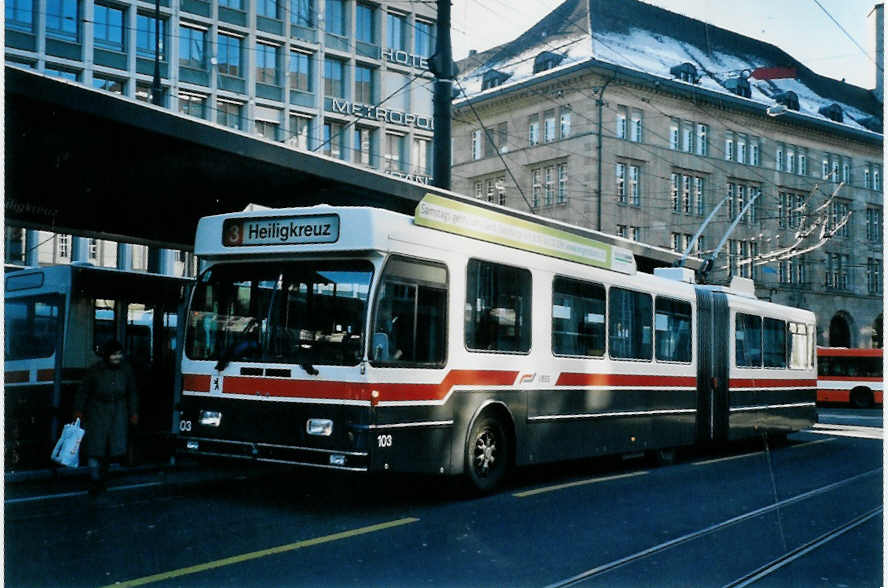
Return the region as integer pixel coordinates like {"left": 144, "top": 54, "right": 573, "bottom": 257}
{"left": 850, "top": 387, "right": 873, "bottom": 409}
{"left": 465, "top": 415, "right": 510, "bottom": 494}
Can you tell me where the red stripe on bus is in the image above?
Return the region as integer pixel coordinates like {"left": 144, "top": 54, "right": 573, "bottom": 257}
{"left": 817, "top": 348, "right": 883, "bottom": 358}
{"left": 183, "top": 374, "right": 212, "bottom": 392}
{"left": 819, "top": 376, "right": 881, "bottom": 382}
{"left": 730, "top": 378, "right": 816, "bottom": 388}
{"left": 37, "top": 369, "right": 55, "bottom": 382}
{"left": 220, "top": 370, "right": 520, "bottom": 403}
{"left": 5, "top": 370, "right": 29, "bottom": 383}
{"left": 817, "top": 389, "right": 851, "bottom": 403}
{"left": 556, "top": 373, "right": 697, "bottom": 387}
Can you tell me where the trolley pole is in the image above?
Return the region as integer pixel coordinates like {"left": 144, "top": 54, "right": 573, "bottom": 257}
{"left": 430, "top": 0, "right": 454, "bottom": 190}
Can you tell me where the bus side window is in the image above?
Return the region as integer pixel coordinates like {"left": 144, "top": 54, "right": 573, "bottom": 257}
{"left": 371, "top": 257, "right": 448, "bottom": 367}
{"left": 465, "top": 259, "right": 531, "bottom": 354}
{"left": 735, "top": 313, "right": 762, "bottom": 367}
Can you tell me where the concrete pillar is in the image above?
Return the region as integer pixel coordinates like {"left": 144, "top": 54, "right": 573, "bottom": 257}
{"left": 71, "top": 236, "right": 90, "bottom": 263}
{"left": 147, "top": 247, "right": 176, "bottom": 275}
{"left": 25, "top": 230, "right": 41, "bottom": 266}
{"left": 117, "top": 243, "right": 133, "bottom": 271}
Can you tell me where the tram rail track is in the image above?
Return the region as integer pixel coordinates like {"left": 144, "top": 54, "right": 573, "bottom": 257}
{"left": 545, "top": 467, "right": 882, "bottom": 588}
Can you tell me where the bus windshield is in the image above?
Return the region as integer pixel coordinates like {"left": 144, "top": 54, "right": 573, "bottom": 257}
{"left": 185, "top": 260, "right": 373, "bottom": 367}
{"left": 4, "top": 295, "right": 62, "bottom": 360}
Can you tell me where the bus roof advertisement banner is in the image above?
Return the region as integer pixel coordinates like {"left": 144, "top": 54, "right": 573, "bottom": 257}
{"left": 222, "top": 214, "right": 340, "bottom": 247}
{"left": 414, "top": 194, "right": 635, "bottom": 274}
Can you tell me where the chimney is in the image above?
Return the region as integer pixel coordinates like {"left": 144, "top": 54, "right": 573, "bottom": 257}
{"left": 869, "top": 3, "right": 884, "bottom": 102}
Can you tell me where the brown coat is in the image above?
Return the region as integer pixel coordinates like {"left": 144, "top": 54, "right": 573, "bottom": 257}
{"left": 74, "top": 360, "right": 139, "bottom": 458}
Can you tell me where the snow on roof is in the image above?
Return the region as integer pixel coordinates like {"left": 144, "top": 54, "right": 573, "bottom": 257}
{"left": 457, "top": 0, "right": 882, "bottom": 134}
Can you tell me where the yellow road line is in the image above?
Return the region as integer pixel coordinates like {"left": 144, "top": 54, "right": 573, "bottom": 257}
{"left": 514, "top": 470, "right": 648, "bottom": 498}
{"left": 103, "top": 517, "right": 419, "bottom": 587}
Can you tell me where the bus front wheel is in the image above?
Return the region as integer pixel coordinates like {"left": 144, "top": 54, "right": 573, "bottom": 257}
{"left": 465, "top": 414, "right": 510, "bottom": 494}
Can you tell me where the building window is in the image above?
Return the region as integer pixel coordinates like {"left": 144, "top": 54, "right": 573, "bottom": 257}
{"left": 386, "top": 11, "right": 407, "bottom": 50}
{"left": 257, "top": 0, "right": 278, "bottom": 19}
{"left": 528, "top": 115, "right": 539, "bottom": 146}
{"left": 471, "top": 129, "right": 482, "bottom": 160}
{"left": 750, "top": 140, "right": 760, "bottom": 166}
{"left": 867, "top": 258, "right": 882, "bottom": 294}
{"left": 531, "top": 169, "right": 542, "bottom": 208}
{"left": 412, "top": 137, "right": 431, "bottom": 176}
{"left": 724, "top": 133, "right": 734, "bottom": 162}
{"left": 256, "top": 42, "right": 280, "bottom": 85}
{"left": 822, "top": 157, "right": 831, "bottom": 180}
{"left": 696, "top": 123, "right": 708, "bottom": 156}
{"left": 415, "top": 19, "right": 434, "bottom": 58}
{"left": 217, "top": 33, "right": 242, "bottom": 77}
{"left": 560, "top": 108, "right": 572, "bottom": 139}
{"left": 94, "top": 4, "right": 125, "bottom": 51}
{"left": 219, "top": 0, "right": 243, "bottom": 9}
{"left": 616, "top": 163, "right": 626, "bottom": 203}
{"left": 385, "top": 132, "right": 406, "bottom": 172}
{"left": 842, "top": 159, "right": 851, "bottom": 184}
{"left": 217, "top": 99, "right": 243, "bottom": 130}
{"left": 616, "top": 225, "right": 626, "bottom": 238}
{"left": 630, "top": 227, "right": 641, "bottom": 241}
{"left": 326, "top": 0, "right": 345, "bottom": 35}
{"left": 354, "top": 65, "right": 374, "bottom": 103}
{"left": 289, "top": 51, "right": 312, "bottom": 91}
{"left": 681, "top": 121, "right": 693, "bottom": 153}
{"left": 324, "top": 57, "right": 345, "bottom": 98}
{"left": 629, "top": 165, "right": 640, "bottom": 206}
{"left": 354, "top": 126, "right": 375, "bottom": 166}
{"left": 874, "top": 165, "right": 882, "bottom": 191}
{"left": 46, "top": 0, "right": 79, "bottom": 40}
{"left": 136, "top": 14, "right": 165, "bottom": 60}
{"left": 630, "top": 109, "right": 643, "bottom": 143}
{"left": 540, "top": 166, "right": 554, "bottom": 206}
{"left": 798, "top": 148, "right": 807, "bottom": 175}
{"left": 829, "top": 199, "right": 851, "bottom": 239}
{"left": 179, "top": 25, "right": 207, "bottom": 69}
{"left": 617, "top": 107, "right": 628, "bottom": 140}
{"left": 826, "top": 253, "right": 850, "bottom": 290}
{"left": 557, "top": 163, "right": 567, "bottom": 204}
{"left": 6, "top": 0, "right": 34, "bottom": 31}
{"left": 356, "top": 2, "right": 375, "bottom": 44}
{"left": 543, "top": 110, "right": 556, "bottom": 143}
{"left": 92, "top": 75, "right": 125, "bottom": 94}
{"left": 289, "top": 115, "right": 312, "bottom": 149}
{"left": 776, "top": 143, "right": 784, "bottom": 171}
{"left": 694, "top": 177, "right": 705, "bottom": 216}
{"left": 671, "top": 173, "right": 680, "bottom": 213}
{"left": 178, "top": 92, "right": 206, "bottom": 118}
{"left": 669, "top": 119, "right": 679, "bottom": 150}
{"left": 866, "top": 207, "right": 883, "bottom": 243}
{"left": 291, "top": 0, "right": 313, "bottom": 27}
{"left": 255, "top": 118, "right": 281, "bottom": 142}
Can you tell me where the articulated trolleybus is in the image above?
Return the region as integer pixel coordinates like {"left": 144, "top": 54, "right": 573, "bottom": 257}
{"left": 177, "top": 195, "right": 817, "bottom": 491}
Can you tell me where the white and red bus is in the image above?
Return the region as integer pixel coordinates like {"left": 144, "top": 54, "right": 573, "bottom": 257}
{"left": 816, "top": 347, "right": 883, "bottom": 408}
{"left": 176, "top": 195, "right": 817, "bottom": 492}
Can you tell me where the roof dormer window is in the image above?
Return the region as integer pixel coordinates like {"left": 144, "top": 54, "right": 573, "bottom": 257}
{"left": 533, "top": 51, "right": 565, "bottom": 74}
{"left": 818, "top": 103, "right": 844, "bottom": 123}
{"left": 773, "top": 91, "right": 800, "bottom": 111}
{"left": 481, "top": 69, "right": 511, "bottom": 90}
{"left": 669, "top": 62, "right": 698, "bottom": 84}
{"left": 724, "top": 76, "right": 751, "bottom": 98}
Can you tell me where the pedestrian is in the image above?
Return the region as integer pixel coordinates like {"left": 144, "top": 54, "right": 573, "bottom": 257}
{"left": 73, "top": 340, "right": 139, "bottom": 496}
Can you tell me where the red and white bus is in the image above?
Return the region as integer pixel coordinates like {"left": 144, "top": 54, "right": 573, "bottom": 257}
{"left": 816, "top": 347, "right": 883, "bottom": 408}
{"left": 175, "top": 195, "right": 817, "bottom": 492}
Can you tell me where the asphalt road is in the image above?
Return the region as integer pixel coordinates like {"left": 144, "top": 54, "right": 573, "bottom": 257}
{"left": 5, "top": 408, "right": 882, "bottom": 587}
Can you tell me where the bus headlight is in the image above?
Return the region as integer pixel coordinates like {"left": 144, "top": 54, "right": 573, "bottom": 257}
{"left": 306, "top": 419, "right": 333, "bottom": 436}
{"left": 200, "top": 410, "right": 222, "bottom": 427}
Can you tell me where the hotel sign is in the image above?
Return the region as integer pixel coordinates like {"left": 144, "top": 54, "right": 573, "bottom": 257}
{"left": 329, "top": 98, "right": 433, "bottom": 130}
{"left": 382, "top": 48, "right": 429, "bottom": 70}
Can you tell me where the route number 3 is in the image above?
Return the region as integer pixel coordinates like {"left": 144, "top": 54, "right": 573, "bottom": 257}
{"left": 377, "top": 434, "right": 392, "bottom": 448}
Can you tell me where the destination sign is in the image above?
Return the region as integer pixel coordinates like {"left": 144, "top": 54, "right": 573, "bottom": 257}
{"left": 222, "top": 214, "right": 340, "bottom": 247}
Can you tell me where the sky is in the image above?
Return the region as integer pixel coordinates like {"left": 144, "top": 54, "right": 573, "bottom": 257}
{"left": 450, "top": 0, "right": 881, "bottom": 89}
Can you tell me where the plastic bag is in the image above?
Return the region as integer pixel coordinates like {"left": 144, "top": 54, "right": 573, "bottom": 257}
{"left": 51, "top": 418, "right": 85, "bottom": 468}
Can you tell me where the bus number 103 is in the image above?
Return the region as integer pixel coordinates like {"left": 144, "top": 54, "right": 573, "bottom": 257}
{"left": 377, "top": 434, "right": 393, "bottom": 448}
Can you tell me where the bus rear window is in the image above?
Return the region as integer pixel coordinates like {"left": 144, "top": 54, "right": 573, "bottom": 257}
{"left": 4, "top": 295, "right": 62, "bottom": 360}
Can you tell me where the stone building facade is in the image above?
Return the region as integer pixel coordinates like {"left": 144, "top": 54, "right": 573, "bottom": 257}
{"left": 452, "top": 0, "right": 883, "bottom": 348}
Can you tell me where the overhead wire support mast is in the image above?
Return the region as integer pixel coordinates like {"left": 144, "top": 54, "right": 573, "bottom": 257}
{"left": 698, "top": 190, "right": 763, "bottom": 283}
{"left": 430, "top": 0, "right": 455, "bottom": 190}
